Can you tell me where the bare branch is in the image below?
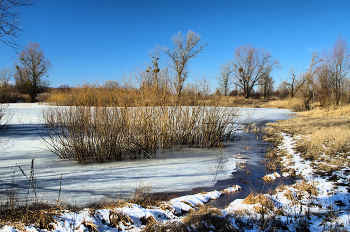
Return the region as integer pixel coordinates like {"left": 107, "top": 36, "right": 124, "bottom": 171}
{"left": 216, "top": 61, "right": 233, "bottom": 96}
{"left": 319, "top": 36, "right": 350, "bottom": 105}
{"left": 232, "top": 44, "right": 279, "bottom": 99}
{"left": 163, "top": 30, "right": 208, "bottom": 97}
{"left": 0, "top": 0, "right": 35, "bottom": 48}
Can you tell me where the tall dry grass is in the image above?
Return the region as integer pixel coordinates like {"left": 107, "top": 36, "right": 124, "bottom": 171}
{"left": 265, "top": 104, "right": 350, "bottom": 174}
{"left": 0, "top": 159, "right": 58, "bottom": 231}
{"left": 42, "top": 106, "right": 239, "bottom": 164}
{"left": 48, "top": 82, "right": 177, "bottom": 107}
{"left": 48, "top": 81, "right": 312, "bottom": 109}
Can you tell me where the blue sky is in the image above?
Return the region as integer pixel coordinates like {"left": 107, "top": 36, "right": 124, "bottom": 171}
{"left": 1, "top": 0, "right": 350, "bottom": 89}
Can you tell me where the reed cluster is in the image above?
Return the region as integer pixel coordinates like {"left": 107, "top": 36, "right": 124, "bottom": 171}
{"left": 47, "top": 83, "right": 318, "bottom": 110}
{"left": 48, "top": 85, "right": 176, "bottom": 107}
{"left": 42, "top": 106, "right": 238, "bottom": 164}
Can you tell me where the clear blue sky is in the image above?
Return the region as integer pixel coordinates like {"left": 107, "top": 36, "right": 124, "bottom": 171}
{"left": 1, "top": 0, "right": 350, "bottom": 89}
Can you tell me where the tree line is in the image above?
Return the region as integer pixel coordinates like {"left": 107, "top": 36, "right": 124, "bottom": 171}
{"left": 278, "top": 37, "right": 350, "bottom": 109}
{"left": 1, "top": 33, "right": 350, "bottom": 109}
{"left": 1, "top": 0, "right": 349, "bottom": 107}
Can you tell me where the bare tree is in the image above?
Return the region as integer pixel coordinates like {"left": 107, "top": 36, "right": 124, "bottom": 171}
{"left": 216, "top": 61, "right": 233, "bottom": 96}
{"left": 320, "top": 36, "right": 350, "bottom": 106}
{"left": 258, "top": 74, "right": 275, "bottom": 99}
{"left": 0, "top": 67, "right": 15, "bottom": 103}
{"left": 163, "top": 30, "right": 208, "bottom": 97}
{"left": 299, "top": 52, "right": 322, "bottom": 110}
{"left": 315, "top": 62, "right": 331, "bottom": 105}
{"left": 15, "top": 42, "right": 51, "bottom": 102}
{"left": 103, "top": 80, "right": 119, "bottom": 89}
{"left": 232, "top": 44, "right": 279, "bottom": 99}
{"left": 276, "top": 81, "right": 290, "bottom": 98}
{"left": 199, "top": 73, "right": 212, "bottom": 96}
{"left": 283, "top": 67, "right": 305, "bottom": 98}
{"left": 0, "top": 67, "right": 12, "bottom": 87}
{"left": 0, "top": 0, "right": 35, "bottom": 48}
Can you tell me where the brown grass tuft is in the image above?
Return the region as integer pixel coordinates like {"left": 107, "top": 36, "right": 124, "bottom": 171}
{"left": 243, "top": 193, "right": 275, "bottom": 211}
{"left": 143, "top": 220, "right": 190, "bottom": 232}
{"left": 182, "top": 205, "right": 237, "bottom": 232}
{"left": 283, "top": 190, "right": 295, "bottom": 202}
{"left": 0, "top": 207, "right": 56, "bottom": 231}
{"left": 295, "top": 180, "right": 318, "bottom": 196}
{"left": 109, "top": 210, "right": 134, "bottom": 227}
{"left": 82, "top": 221, "right": 99, "bottom": 232}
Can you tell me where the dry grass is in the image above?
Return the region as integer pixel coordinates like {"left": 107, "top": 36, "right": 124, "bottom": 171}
{"left": 265, "top": 105, "right": 350, "bottom": 175}
{"left": 316, "top": 163, "right": 342, "bottom": 174}
{"left": 47, "top": 82, "right": 310, "bottom": 110}
{"left": 262, "top": 172, "right": 280, "bottom": 182}
{"left": 283, "top": 190, "right": 295, "bottom": 202}
{"left": 48, "top": 85, "right": 174, "bottom": 107}
{"left": 298, "top": 104, "right": 350, "bottom": 117}
{"left": 127, "top": 181, "right": 157, "bottom": 208}
{"left": 182, "top": 205, "right": 236, "bottom": 232}
{"left": 143, "top": 220, "right": 190, "bottom": 232}
{"left": 0, "top": 206, "right": 57, "bottom": 231}
{"left": 265, "top": 105, "right": 350, "bottom": 136}
{"left": 210, "top": 96, "right": 306, "bottom": 111}
{"left": 0, "top": 160, "right": 60, "bottom": 231}
{"left": 259, "top": 98, "right": 306, "bottom": 111}
{"left": 234, "top": 104, "right": 350, "bottom": 231}
{"left": 294, "top": 180, "right": 318, "bottom": 196}
{"left": 143, "top": 204, "right": 237, "bottom": 232}
{"left": 243, "top": 193, "right": 274, "bottom": 210}
{"left": 109, "top": 210, "right": 134, "bottom": 227}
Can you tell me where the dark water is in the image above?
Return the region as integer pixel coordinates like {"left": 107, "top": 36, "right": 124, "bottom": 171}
{"left": 151, "top": 120, "right": 297, "bottom": 209}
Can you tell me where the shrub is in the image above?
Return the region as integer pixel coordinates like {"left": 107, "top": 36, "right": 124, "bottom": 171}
{"left": 42, "top": 106, "right": 239, "bottom": 164}
{"left": 0, "top": 104, "right": 11, "bottom": 129}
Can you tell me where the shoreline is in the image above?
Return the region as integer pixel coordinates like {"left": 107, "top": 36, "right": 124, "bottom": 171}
{"left": 2, "top": 104, "right": 350, "bottom": 231}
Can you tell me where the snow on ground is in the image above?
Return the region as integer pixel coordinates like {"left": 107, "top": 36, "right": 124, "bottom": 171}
{"left": 2, "top": 129, "right": 348, "bottom": 231}
{"left": 1, "top": 186, "right": 240, "bottom": 232}
{"left": 225, "top": 133, "right": 350, "bottom": 231}
{"left": 8, "top": 104, "right": 350, "bottom": 231}
{"left": 0, "top": 104, "right": 294, "bottom": 206}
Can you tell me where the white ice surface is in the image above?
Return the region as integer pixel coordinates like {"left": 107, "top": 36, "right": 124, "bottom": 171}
{"left": 0, "top": 103, "right": 294, "bottom": 206}
{"left": 3, "top": 108, "right": 350, "bottom": 232}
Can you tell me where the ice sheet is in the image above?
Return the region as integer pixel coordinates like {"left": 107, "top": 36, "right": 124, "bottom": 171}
{"left": 0, "top": 103, "right": 294, "bottom": 206}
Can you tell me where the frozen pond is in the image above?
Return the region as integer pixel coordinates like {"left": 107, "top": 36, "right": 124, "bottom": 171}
{"left": 0, "top": 103, "right": 294, "bottom": 207}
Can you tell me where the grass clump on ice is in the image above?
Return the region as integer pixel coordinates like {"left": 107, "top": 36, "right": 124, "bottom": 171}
{"left": 42, "top": 105, "right": 239, "bottom": 164}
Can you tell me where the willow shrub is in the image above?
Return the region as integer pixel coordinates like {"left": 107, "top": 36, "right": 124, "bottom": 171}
{"left": 0, "top": 104, "right": 12, "bottom": 129}
{"left": 41, "top": 106, "right": 239, "bottom": 164}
